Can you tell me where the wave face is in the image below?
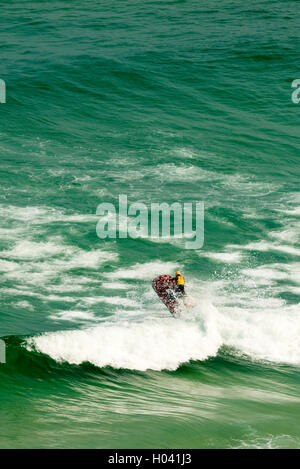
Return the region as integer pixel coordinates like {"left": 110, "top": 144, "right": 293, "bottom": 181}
{"left": 25, "top": 278, "right": 300, "bottom": 371}
{"left": 26, "top": 316, "right": 220, "bottom": 371}
{"left": 1, "top": 0, "right": 300, "bottom": 449}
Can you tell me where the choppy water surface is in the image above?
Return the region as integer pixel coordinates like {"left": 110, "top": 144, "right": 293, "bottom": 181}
{"left": 0, "top": 0, "right": 299, "bottom": 448}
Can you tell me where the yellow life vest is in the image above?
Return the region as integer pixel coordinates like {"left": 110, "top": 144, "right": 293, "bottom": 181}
{"left": 176, "top": 275, "right": 185, "bottom": 286}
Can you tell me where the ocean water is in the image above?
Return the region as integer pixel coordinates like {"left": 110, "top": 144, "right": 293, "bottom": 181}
{"left": 0, "top": 0, "right": 300, "bottom": 449}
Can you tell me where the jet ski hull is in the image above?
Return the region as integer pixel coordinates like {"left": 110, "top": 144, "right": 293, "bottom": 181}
{"left": 152, "top": 274, "right": 180, "bottom": 316}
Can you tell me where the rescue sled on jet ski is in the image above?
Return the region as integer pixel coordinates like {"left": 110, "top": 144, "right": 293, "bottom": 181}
{"left": 152, "top": 274, "right": 183, "bottom": 317}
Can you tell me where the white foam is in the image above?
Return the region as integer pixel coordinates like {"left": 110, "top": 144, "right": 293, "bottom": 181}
{"left": 81, "top": 296, "right": 139, "bottom": 307}
{"left": 174, "top": 148, "right": 196, "bottom": 159}
{"left": 15, "top": 300, "right": 35, "bottom": 311}
{"left": 274, "top": 245, "right": 300, "bottom": 256}
{"left": 269, "top": 228, "right": 300, "bottom": 244}
{"left": 0, "top": 204, "right": 54, "bottom": 222}
{"left": 2, "top": 242, "right": 118, "bottom": 287}
{"left": 0, "top": 227, "right": 24, "bottom": 239}
{"left": 0, "top": 259, "right": 19, "bottom": 271}
{"left": 152, "top": 164, "right": 270, "bottom": 194}
{"left": 232, "top": 434, "right": 300, "bottom": 449}
{"left": 49, "top": 311, "right": 97, "bottom": 323}
{"left": 241, "top": 263, "right": 300, "bottom": 285}
{"left": 229, "top": 241, "right": 300, "bottom": 256}
{"left": 229, "top": 241, "right": 271, "bottom": 252}
{"left": 45, "top": 283, "right": 85, "bottom": 293}
{"left": 277, "top": 207, "right": 300, "bottom": 217}
{"left": 4, "top": 269, "right": 57, "bottom": 285}
{"left": 26, "top": 315, "right": 221, "bottom": 371}
{"left": 52, "top": 249, "right": 118, "bottom": 269}
{"left": 0, "top": 204, "right": 98, "bottom": 224}
{"left": 241, "top": 267, "right": 289, "bottom": 282}
{"left": 59, "top": 214, "right": 98, "bottom": 223}
{"left": 199, "top": 251, "right": 243, "bottom": 263}
{"left": 102, "top": 282, "right": 131, "bottom": 290}
{"left": 45, "top": 295, "right": 76, "bottom": 302}
{"left": 23, "top": 271, "right": 300, "bottom": 370}
{"left": 106, "top": 261, "right": 178, "bottom": 280}
{"left": 1, "top": 287, "right": 41, "bottom": 297}
{"left": 154, "top": 163, "right": 217, "bottom": 182}
{"left": 200, "top": 253, "right": 300, "bottom": 365}
{"left": 287, "top": 286, "right": 300, "bottom": 295}
{"left": 218, "top": 303, "right": 300, "bottom": 365}
{"left": 1, "top": 240, "right": 67, "bottom": 259}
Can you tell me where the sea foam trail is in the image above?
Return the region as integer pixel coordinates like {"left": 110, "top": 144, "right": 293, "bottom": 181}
{"left": 26, "top": 310, "right": 221, "bottom": 371}
{"left": 25, "top": 280, "right": 300, "bottom": 370}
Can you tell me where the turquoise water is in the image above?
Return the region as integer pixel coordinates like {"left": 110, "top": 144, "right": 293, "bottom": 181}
{"left": 1, "top": 0, "right": 300, "bottom": 449}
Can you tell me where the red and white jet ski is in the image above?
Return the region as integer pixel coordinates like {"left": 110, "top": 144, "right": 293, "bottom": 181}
{"left": 152, "top": 274, "right": 182, "bottom": 317}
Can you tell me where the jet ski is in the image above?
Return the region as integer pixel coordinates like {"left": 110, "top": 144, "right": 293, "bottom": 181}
{"left": 152, "top": 274, "right": 182, "bottom": 317}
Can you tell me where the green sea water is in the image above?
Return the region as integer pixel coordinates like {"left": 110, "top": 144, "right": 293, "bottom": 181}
{"left": 0, "top": 0, "right": 300, "bottom": 449}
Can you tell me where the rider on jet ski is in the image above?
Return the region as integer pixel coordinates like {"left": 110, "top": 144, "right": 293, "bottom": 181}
{"left": 172, "top": 270, "right": 185, "bottom": 296}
